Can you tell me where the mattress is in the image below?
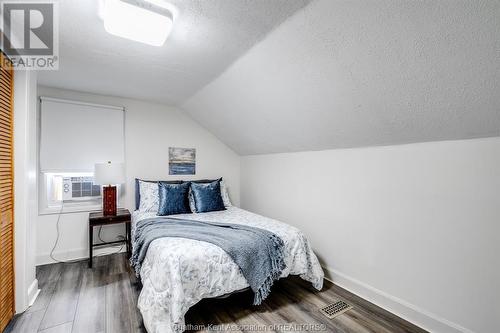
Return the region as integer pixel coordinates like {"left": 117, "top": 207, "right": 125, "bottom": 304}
{"left": 132, "top": 206, "right": 324, "bottom": 333}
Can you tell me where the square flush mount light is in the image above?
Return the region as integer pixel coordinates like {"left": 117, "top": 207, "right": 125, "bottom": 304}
{"left": 103, "top": 0, "right": 173, "bottom": 46}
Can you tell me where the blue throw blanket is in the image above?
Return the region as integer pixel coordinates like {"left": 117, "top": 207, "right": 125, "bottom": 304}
{"left": 130, "top": 217, "right": 286, "bottom": 305}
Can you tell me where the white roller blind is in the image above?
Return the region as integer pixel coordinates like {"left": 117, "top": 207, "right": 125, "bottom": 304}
{"left": 40, "top": 97, "right": 125, "bottom": 172}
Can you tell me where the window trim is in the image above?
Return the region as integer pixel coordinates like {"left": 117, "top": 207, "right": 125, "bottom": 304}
{"left": 39, "top": 203, "right": 103, "bottom": 215}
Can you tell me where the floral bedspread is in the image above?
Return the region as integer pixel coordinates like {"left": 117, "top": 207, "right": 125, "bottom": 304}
{"left": 132, "top": 207, "right": 324, "bottom": 333}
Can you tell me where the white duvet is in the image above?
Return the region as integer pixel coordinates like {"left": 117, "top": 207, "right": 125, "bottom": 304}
{"left": 132, "top": 207, "right": 324, "bottom": 333}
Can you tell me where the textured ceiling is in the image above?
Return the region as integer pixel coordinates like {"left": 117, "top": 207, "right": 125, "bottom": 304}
{"left": 183, "top": 0, "right": 500, "bottom": 155}
{"left": 37, "top": 0, "right": 311, "bottom": 105}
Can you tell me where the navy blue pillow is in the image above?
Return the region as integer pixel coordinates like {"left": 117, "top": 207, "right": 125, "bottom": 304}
{"left": 191, "top": 180, "right": 226, "bottom": 213}
{"left": 158, "top": 182, "right": 191, "bottom": 216}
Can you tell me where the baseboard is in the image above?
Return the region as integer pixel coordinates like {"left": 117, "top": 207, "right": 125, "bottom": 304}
{"left": 27, "top": 279, "right": 40, "bottom": 307}
{"left": 322, "top": 265, "right": 474, "bottom": 333}
{"left": 36, "top": 246, "right": 126, "bottom": 266}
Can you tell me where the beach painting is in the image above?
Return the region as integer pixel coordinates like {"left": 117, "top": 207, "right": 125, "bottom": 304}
{"left": 169, "top": 147, "right": 196, "bottom": 175}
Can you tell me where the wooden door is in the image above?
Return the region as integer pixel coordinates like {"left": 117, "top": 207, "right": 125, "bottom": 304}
{"left": 0, "top": 51, "right": 14, "bottom": 332}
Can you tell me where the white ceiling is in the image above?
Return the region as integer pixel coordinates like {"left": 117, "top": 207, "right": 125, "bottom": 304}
{"left": 38, "top": 0, "right": 311, "bottom": 105}
{"left": 183, "top": 0, "right": 500, "bottom": 155}
{"left": 40, "top": 0, "right": 500, "bottom": 155}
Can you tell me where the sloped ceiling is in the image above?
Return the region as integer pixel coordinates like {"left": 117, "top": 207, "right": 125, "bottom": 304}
{"left": 182, "top": 0, "right": 500, "bottom": 155}
{"left": 37, "top": 0, "right": 311, "bottom": 105}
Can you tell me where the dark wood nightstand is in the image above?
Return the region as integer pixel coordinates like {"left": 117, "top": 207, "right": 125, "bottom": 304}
{"left": 88, "top": 208, "right": 131, "bottom": 268}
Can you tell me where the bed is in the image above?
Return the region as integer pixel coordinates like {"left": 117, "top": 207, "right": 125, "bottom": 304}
{"left": 132, "top": 203, "right": 324, "bottom": 333}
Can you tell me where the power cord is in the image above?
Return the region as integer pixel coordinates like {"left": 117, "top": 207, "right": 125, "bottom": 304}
{"left": 96, "top": 225, "right": 126, "bottom": 256}
{"left": 49, "top": 202, "right": 81, "bottom": 263}
{"left": 50, "top": 202, "right": 127, "bottom": 263}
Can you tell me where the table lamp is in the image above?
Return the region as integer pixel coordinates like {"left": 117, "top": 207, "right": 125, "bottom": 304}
{"left": 94, "top": 161, "right": 125, "bottom": 215}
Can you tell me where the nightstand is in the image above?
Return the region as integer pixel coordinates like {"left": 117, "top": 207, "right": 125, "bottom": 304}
{"left": 88, "top": 208, "right": 131, "bottom": 268}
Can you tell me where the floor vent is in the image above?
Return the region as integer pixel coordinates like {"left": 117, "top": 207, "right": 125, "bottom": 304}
{"left": 319, "top": 300, "right": 353, "bottom": 319}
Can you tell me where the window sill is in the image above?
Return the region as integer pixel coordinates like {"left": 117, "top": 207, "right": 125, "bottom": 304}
{"left": 39, "top": 204, "right": 102, "bottom": 216}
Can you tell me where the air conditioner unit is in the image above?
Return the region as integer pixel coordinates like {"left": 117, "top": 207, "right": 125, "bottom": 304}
{"left": 62, "top": 176, "right": 101, "bottom": 201}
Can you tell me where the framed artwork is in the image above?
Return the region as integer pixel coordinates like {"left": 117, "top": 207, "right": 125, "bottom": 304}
{"left": 169, "top": 147, "right": 196, "bottom": 175}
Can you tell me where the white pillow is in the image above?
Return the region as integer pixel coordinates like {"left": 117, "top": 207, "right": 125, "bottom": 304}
{"left": 188, "top": 188, "right": 197, "bottom": 213}
{"left": 220, "top": 179, "right": 232, "bottom": 208}
{"left": 138, "top": 180, "right": 159, "bottom": 212}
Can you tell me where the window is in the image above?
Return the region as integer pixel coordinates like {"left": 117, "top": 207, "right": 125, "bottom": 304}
{"left": 39, "top": 97, "right": 125, "bottom": 214}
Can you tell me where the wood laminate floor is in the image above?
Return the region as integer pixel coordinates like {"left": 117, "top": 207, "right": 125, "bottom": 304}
{"left": 4, "top": 253, "right": 427, "bottom": 333}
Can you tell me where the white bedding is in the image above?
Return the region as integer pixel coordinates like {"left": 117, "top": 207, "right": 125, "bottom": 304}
{"left": 132, "top": 207, "right": 324, "bottom": 333}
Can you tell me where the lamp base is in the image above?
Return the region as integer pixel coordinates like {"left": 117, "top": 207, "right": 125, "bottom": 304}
{"left": 102, "top": 185, "right": 117, "bottom": 216}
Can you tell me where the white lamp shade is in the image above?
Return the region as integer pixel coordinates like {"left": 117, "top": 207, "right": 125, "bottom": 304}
{"left": 94, "top": 162, "right": 125, "bottom": 185}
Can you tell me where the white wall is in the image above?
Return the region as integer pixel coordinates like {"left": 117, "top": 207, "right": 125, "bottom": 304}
{"left": 13, "top": 70, "right": 39, "bottom": 313}
{"left": 36, "top": 86, "right": 240, "bottom": 264}
{"left": 240, "top": 137, "right": 500, "bottom": 333}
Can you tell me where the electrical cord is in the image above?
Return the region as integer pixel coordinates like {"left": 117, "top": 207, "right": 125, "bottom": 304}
{"left": 50, "top": 202, "right": 127, "bottom": 263}
{"left": 98, "top": 226, "right": 105, "bottom": 243}
{"left": 98, "top": 226, "right": 125, "bottom": 244}
{"left": 96, "top": 226, "right": 126, "bottom": 256}
{"left": 49, "top": 202, "right": 81, "bottom": 263}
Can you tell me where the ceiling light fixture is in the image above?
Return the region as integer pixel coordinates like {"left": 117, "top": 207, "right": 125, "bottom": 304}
{"left": 103, "top": 0, "right": 173, "bottom": 47}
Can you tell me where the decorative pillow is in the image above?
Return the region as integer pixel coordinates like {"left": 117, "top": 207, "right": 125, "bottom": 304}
{"left": 188, "top": 179, "right": 214, "bottom": 213}
{"left": 189, "top": 178, "right": 231, "bottom": 212}
{"left": 220, "top": 179, "right": 232, "bottom": 207}
{"left": 138, "top": 180, "right": 159, "bottom": 212}
{"left": 135, "top": 179, "right": 183, "bottom": 210}
{"left": 158, "top": 182, "right": 191, "bottom": 216}
{"left": 190, "top": 180, "right": 226, "bottom": 213}
{"left": 188, "top": 188, "right": 197, "bottom": 213}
